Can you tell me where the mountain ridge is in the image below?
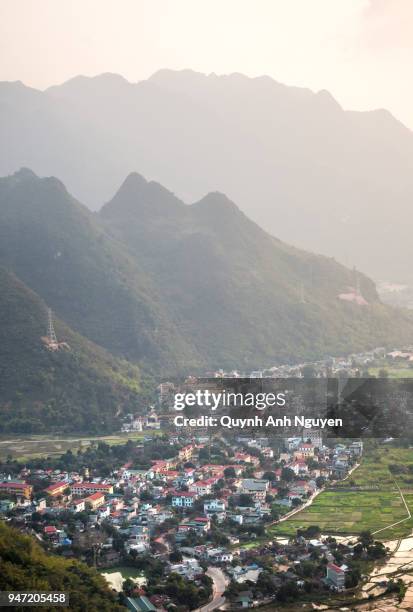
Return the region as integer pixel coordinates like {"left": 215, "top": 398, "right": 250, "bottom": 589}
{"left": 0, "top": 168, "right": 200, "bottom": 372}
{"left": 100, "top": 170, "right": 413, "bottom": 366}
{"left": 0, "top": 167, "right": 413, "bottom": 394}
{"left": 1, "top": 68, "right": 412, "bottom": 282}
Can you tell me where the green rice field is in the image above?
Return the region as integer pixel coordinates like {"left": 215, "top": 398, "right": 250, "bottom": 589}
{"left": 270, "top": 445, "right": 413, "bottom": 541}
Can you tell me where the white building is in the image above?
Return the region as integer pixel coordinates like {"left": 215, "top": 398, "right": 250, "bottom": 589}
{"left": 206, "top": 548, "right": 233, "bottom": 563}
{"left": 172, "top": 492, "right": 197, "bottom": 508}
{"left": 204, "top": 499, "right": 226, "bottom": 513}
{"left": 326, "top": 563, "right": 345, "bottom": 590}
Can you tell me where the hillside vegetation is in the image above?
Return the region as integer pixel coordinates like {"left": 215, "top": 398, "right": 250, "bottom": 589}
{"left": 0, "top": 168, "right": 197, "bottom": 371}
{"left": 1, "top": 168, "right": 413, "bottom": 435}
{"left": 0, "top": 266, "right": 141, "bottom": 433}
{"left": 1, "top": 169, "right": 413, "bottom": 376}
{"left": 0, "top": 522, "right": 124, "bottom": 611}
{"left": 101, "top": 172, "right": 413, "bottom": 367}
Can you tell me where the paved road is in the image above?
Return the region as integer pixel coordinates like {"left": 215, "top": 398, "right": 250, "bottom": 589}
{"left": 193, "top": 567, "right": 227, "bottom": 612}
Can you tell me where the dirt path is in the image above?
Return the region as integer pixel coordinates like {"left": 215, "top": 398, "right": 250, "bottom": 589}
{"left": 371, "top": 481, "right": 412, "bottom": 537}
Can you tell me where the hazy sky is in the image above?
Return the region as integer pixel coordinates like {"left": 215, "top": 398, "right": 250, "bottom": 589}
{"left": 0, "top": 0, "right": 412, "bottom": 128}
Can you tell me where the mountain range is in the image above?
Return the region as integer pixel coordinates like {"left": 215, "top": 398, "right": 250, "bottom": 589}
{"left": 1, "top": 70, "right": 413, "bottom": 282}
{"left": 0, "top": 167, "right": 412, "bottom": 406}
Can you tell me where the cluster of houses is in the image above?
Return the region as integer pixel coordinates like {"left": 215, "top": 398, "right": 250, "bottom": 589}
{"left": 121, "top": 408, "right": 161, "bottom": 433}
{"left": 0, "top": 431, "right": 365, "bottom": 608}
{"left": 208, "top": 345, "right": 413, "bottom": 378}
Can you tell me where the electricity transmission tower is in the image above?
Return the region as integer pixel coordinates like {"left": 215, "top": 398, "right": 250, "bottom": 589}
{"left": 47, "top": 308, "right": 58, "bottom": 346}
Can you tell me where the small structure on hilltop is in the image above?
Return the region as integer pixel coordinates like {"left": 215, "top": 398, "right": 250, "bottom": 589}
{"left": 338, "top": 267, "right": 368, "bottom": 306}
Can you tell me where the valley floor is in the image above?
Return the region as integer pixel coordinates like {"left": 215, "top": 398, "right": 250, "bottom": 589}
{"left": 0, "top": 431, "right": 161, "bottom": 462}
{"left": 271, "top": 446, "right": 413, "bottom": 540}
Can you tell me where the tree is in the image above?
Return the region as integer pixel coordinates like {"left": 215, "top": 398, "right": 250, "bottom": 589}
{"left": 224, "top": 467, "right": 236, "bottom": 479}
{"left": 256, "top": 572, "right": 275, "bottom": 596}
{"left": 315, "top": 476, "right": 325, "bottom": 489}
{"left": 358, "top": 530, "right": 373, "bottom": 550}
{"left": 242, "top": 467, "right": 255, "bottom": 478}
{"left": 199, "top": 448, "right": 209, "bottom": 461}
{"left": 169, "top": 550, "right": 183, "bottom": 563}
{"left": 139, "top": 490, "right": 153, "bottom": 502}
{"left": 301, "top": 525, "right": 320, "bottom": 539}
{"left": 306, "top": 458, "right": 318, "bottom": 470}
{"left": 122, "top": 578, "right": 135, "bottom": 596}
{"left": 281, "top": 467, "right": 295, "bottom": 483}
{"left": 277, "top": 486, "right": 289, "bottom": 499}
{"left": 299, "top": 560, "right": 317, "bottom": 578}
{"left": 270, "top": 505, "right": 280, "bottom": 520}
{"left": 277, "top": 581, "right": 299, "bottom": 602}
{"left": 367, "top": 542, "right": 386, "bottom": 560}
{"left": 238, "top": 494, "right": 254, "bottom": 507}
{"left": 0, "top": 523, "right": 124, "bottom": 611}
{"left": 386, "top": 579, "right": 407, "bottom": 603}
{"left": 345, "top": 567, "right": 361, "bottom": 588}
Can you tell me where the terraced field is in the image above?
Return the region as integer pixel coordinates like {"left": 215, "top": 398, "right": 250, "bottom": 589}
{"left": 0, "top": 431, "right": 160, "bottom": 461}
{"left": 270, "top": 445, "right": 413, "bottom": 540}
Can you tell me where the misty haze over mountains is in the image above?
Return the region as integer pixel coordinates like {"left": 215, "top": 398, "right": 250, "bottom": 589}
{"left": 1, "top": 69, "right": 413, "bottom": 285}
{"left": 1, "top": 167, "right": 412, "bottom": 384}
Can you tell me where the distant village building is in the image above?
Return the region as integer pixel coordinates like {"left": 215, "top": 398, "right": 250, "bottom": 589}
{"left": 85, "top": 492, "right": 105, "bottom": 510}
{"left": 0, "top": 481, "right": 32, "bottom": 499}
{"left": 349, "top": 440, "right": 363, "bottom": 456}
{"left": 326, "top": 563, "right": 345, "bottom": 590}
{"left": 121, "top": 416, "right": 143, "bottom": 433}
{"left": 125, "top": 596, "right": 156, "bottom": 612}
{"left": 178, "top": 444, "right": 195, "bottom": 462}
{"left": 158, "top": 382, "right": 175, "bottom": 404}
{"left": 294, "top": 442, "right": 314, "bottom": 460}
{"left": 239, "top": 479, "right": 269, "bottom": 502}
{"left": 250, "top": 371, "right": 263, "bottom": 378}
{"left": 234, "top": 452, "right": 260, "bottom": 466}
{"left": 44, "top": 481, "right": 68, "bottom": 497}
{"left": 303, "top": 430, "right": 323, "bottom": 448}
{"left": 204, "top": 499, "right": 227, "bottom": 522}
{"left": 286, "top": 437, "right": 302, "bottom": 451}
{"left": 172, "top": 492, "right": 197, "bottom": 508}
{"left": 71, "top": 499, "right": 85, "bottom": 513}
{"left": 204, "top": 499, "right": 226, "bottom": 513}
{"left": 145, "top": 409, "right": 161, "bottom": 429}
{"left": 71, "top": 482, "right": 113, "bottom": 496}
{"left": 189, "top": 478, "right": 216, "bottom": 496}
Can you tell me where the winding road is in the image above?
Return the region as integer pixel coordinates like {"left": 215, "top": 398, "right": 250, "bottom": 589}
{"left": 193, "top": 567, "right": 227, "bottom": 612}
